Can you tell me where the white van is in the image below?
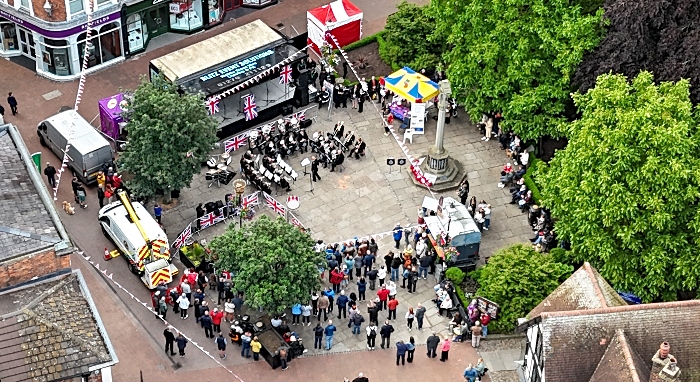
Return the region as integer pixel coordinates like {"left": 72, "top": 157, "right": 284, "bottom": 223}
{"left": 37, "top": 110, "right": 113, "bottom": 185}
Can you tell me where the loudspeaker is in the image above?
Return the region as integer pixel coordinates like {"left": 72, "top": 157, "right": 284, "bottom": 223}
{"left": 294, "top": 86, "right": 309, "bottom": 107}
{"left": 298, "top": 69, "right": 310, "bottom": 88}
{"left": 300, "top": 119, "right": 313, "bottom": 128}
{"left": 282, "top": 104, "right": 294, "bottom": 115}
{"left": 215, "top": 200, "right": 225, "bottom": 215}
{"left": 205, "top": 201, "right": 217, "bottom": 214}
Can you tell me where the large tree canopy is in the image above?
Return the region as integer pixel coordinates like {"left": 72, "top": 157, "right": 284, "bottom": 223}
{"left": 540, "top": 72, "right": 700, "bottom": 302}
{"left": 120, "top": 75, "right": 217, "bottom": 199}
{"left": 574, "top": 0, "right": 700, "bottom": 105}
{"left": 209, "top": 216, "right": 323, "bottom": 314}
{"left": 430, "top": 0, "right": 603, "bottom": 140}
{"left": 380, "top": 2, "right": 446, "bottom": 71}
{"left": 470, "top": 244, "right": 572, "bottom": 333}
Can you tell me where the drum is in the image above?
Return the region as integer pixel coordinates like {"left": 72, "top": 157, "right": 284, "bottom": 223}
{"left": 221, "top": 152, "right": 230, "bottom": 160}
{"left": 286, "top": 196, "right": 300, "bottom": 210}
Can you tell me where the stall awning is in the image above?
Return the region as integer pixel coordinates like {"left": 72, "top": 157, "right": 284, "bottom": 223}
{"left": 384, "top": 66, "right": 439, "bottom": 103}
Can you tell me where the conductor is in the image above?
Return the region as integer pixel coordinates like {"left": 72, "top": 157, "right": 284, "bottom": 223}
{"left": 311, "top": 156, "right": 322, "bottom": 182}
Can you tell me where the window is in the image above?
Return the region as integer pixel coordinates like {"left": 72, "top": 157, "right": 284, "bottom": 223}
{"left": 96, "top": 0, "right": 110, "bottom": 5}
{"left": 169, "top": 0, "right": 203, "bottom": 31}
{"left": 0, "top": 23, "right": 19, "bottom": 52}
{"left": 69, "top": 0, "right": 84, "bottom": 14}
{"left": 39, "top": 38, "right": 71, "bottom": 76}
{"left": 77, "top": 22, "right": 122, "bottom": 69}
{"left": 19, "top": 0, "right": 29, "bottom": 8}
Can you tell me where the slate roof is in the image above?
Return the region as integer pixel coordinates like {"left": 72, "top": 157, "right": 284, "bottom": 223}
{"left": 0, "top": 129, "right": 60, "bottom": 261}
{"left": 588, "top": 329, "right": 649, "bottom": 382}
{"left": 0, "top": 272, "right": 116, "bottom": 382}
{"left": 527, "top": 262, "right": 626, "bottom": 319}
{"left": 540, "top": 301, "right": 700, "bottom": 382}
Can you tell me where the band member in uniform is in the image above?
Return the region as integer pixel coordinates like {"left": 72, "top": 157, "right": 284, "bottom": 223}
{"left": 311, "top": 156, "right": 321, "bottom": 182}
{"left": 330, "top": 150, "right": 345, "bottom": 172}
{"left": 351, "top": 138, "right": 366, "bottom": 159}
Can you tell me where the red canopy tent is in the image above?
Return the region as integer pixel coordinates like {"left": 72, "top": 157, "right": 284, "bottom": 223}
{"left": 307, "top": 0, "right": 363, "bottom": 53}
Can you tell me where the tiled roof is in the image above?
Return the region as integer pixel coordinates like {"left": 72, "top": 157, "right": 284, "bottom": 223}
{"left": 541, "top": 300, "right": 700, "bottom": 382}
{"left": 527, "top": 262, "right": 626, "bottom": 319}
{"left": 0, "top": 130, "right": 60, "bottom": 262}
{"left": 588, "top": 329, "right": 649, "bottom": 382}
{"left": 0, "top": 273, "right": 115, "bottom": 382}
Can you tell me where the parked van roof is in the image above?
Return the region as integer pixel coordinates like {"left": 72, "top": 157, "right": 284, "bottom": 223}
{"left": 44, "top": 110, "right": 111, "bottom": 154}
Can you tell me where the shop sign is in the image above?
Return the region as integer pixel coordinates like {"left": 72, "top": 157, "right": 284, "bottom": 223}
{"left": 0, "top": 9, "right": 121, "bottom": 39}
{"left": 199, "top": 49, "right": 275, "bottom": 84}
{"left": 476, "top": 296, "right": 500, "bottom": 320}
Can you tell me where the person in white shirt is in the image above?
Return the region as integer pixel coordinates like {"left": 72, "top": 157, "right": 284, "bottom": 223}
{"left": 387, "top": 281, "right": 397, "bottom": 299}
{"left": 377, "top": 266, "right": 387, "bottom": 286}
{"left": 366, "top": 322, "right": 378, "bottom": 350}
{"left": 176, "top": 294, "right": 190, "bottom": 319}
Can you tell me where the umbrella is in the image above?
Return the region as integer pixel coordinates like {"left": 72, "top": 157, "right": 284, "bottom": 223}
{"left": 383, "top": 67, "right": 440, "bottom": 103}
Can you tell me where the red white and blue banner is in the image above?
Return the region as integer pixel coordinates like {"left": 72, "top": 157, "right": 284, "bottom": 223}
{"left": 280, "top": 65, "right": 293, "bottom": 84}
{"left": 263, "top": 192, "right": 286, "bottom": 216}
{"left": 242, "top": 192, "right": 259, "bottom": 208}
{"left": 224, "top": 133, "right": 247, "bottom": 153}
{"left": 206, "top": 97, "right": 220, "bottom": 115}
{"left": 172, "top": 223, "right": 192, "bottom": 249}
{"left": 243, "top": 94, "right": 258, "bottom": 121}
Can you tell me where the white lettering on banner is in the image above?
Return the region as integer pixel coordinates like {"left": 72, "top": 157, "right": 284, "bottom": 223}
{"left": 0, "top": 10, "right": 25, "bottom": 26}
{"left": 80, "top": 15, "right": 111, "bottom": 31}
{"left": 199, "top": 49, "right": 275, "bottom": 82}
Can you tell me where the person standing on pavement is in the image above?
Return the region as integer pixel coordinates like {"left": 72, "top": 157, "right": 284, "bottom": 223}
{"left": 176, "top": 332, "right": 188, "bottom": 357}
{"left": 311, "top": 155, "right": 321, "bottom": 182}
{"left": 163, "top": 326, "right": 176, "bottom": 356}
{"left": 336, "top": 290, "right": 349, "bottom": 319}
{"left": 415, "top": 303, "right": 426, "bottom": 330}
{"left": 393, "top": 223, "right": 403, "bottom": 249}
{"left": 215, "top": 332, "right": 227, "bottom": 359}
{"left": 405, "top": 307, "right": 415, "bottom": 331}
{"left": 301, "top": 303, "right": 312, "bottom": 326}
{"left": 367, "top": 300, "right": 379, "bottom": 324}
{"left": 387, "top": 296, "right": 399, "bottom": 321}
{"left": 350, "top": 311, "right": 365, "bottom": 335}
{"left": 377, "top": 285, "right": 389, "bottom": 311}
{"left": 241, "top": 331, "right": 252, "bottom": 358}
{"left": 357, "top": 277, "right": 367, "bottom": 301}
{"left": 176, "top": 293, "right": 190, "bottom": 319}
{"left": 396, "top": 340, "right": 408, "bottom": 366}
{"left": 457, "top": 180, "right": 470, "bottom": 205}
{"left": 317, "top": 292, "right": 329, "bottom": 321}
{"left": 480, "top": 312, "right": 491, "bottom": 338}
{"left": 391, "top": 254, "right": 402, "bottom": 281}
{"left": 440, "top": 337, "right": 452, "bottom": 362}
{"left": 97, "top": 187, "right": 105, "bottom": 208}
{"left": 158, "top": 296, "right": 168, "bottom": 319}
{"left": 251, "top": 336, "right": 262, "bottom": 361}
{"left": 201, "top": 311, "right": 214, "bottom": 338}
{"left": 324, "top": 320, "right": 337, "bottom": 350}
{"left": 463, "top": 363, "right": 478, "bottom": 382}
{"left": 211, "top": 308, "right": 224, "bottom": 333}
{"left": 471, "top": 321, "right": 483, "bottom": 348}
{"left": 44, "top": 163, "right": 56, "bottom": 188}
{"left": 380, "top": 319, "right": 394, "bottom": 349}
{"left": 377, "top": 265, "right": 387, "bottom": 287}
{"left": 366, "top": 321, "right": 377, "bottom": 350}
{"left": 313, "top": 323, "right": 324, "bottom": 349}
{"left": 426, "top": 332, "right": 440, "bottom": 358}
{"left": 366, "top": 266, "right": 378, "bottom": 290}
{"left": 276, "top": 343, "right": 289, "bottom": 370}
{"left": 154, "top": 203, "right": 162, "bottom": 224}
{"left": 7, "top": 92, "right": 18, "bottom": 115}
{"left": 407, "top": 336, "right": 416, "bottom": 363}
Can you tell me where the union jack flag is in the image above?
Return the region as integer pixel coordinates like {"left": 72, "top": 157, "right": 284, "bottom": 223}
{"left": 264, "top": 193, "right": 286, "bottom": 216}
{"left": 199, "top": 212, "right": 217, "bottom": 229}
{"left": 290, "top": 213, "right": 304, "bottom": 228}
{"left": 243, "top": 94, "right": 258, "bottom": 121}
{"left": 173, "top": 224, "right": 192, "bottom": 249}
{"left": 293, "top": 110, "right": 306, "bottom": 121}
{"left": 242, "top": 192, "right": 259, "bottom": 208}
{"left": 279, "top": 65, "right": 293, "bottom": 84}
{"left": 213, "top": 208, "right": 227, "bottom": 224}
{"left": 205, "top": 97, "right": 220, "bottom": 115}
{"left": 225, "top": 134, "right": 248, "bottom": 153}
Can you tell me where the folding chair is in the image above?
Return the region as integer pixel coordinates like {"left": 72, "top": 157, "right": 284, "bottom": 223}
{"left": 403, "top": 128, "right": 415, "bottom": 144}
{"left": 284, "top": 163, "right": 293, "bottom": 175}
{"left": 290, "top": 170, "right": 299, "bottom": 183}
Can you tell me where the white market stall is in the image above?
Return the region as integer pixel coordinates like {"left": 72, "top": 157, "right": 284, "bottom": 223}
{"left": 306, "top": 0, "right": 363, "bottom": 53}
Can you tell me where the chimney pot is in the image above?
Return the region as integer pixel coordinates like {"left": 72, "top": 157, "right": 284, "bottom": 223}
{"left": 659, "top": 342, "right": 670, "bottom": 359}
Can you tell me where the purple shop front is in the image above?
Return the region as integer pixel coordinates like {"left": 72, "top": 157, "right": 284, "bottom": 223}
{"left": 99, "top": 94, "right": 126, "bottom": 141}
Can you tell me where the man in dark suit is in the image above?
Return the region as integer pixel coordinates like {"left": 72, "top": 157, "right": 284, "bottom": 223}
{"left": 311, "top": 155, "right": 321, "bottom": 182}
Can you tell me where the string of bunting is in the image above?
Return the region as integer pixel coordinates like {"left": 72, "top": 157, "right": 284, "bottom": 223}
{"left": 52, "top": 3, "right": 95, "bottom": 202}
{"left": 205, "top": 44, "right": 313, "bottom": 107}
{"left": 222, "top": 105, "right": 315, "bottom": 153}
{"left": 324, "top": 32, "right": 436, "bottom": 191}
{"left": 75, "top": 249, "right": 247, "bottom": 382}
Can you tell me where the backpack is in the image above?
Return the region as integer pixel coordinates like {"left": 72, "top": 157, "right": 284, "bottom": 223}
{"left": 369, "top": 328, "right": 376, "bottom": 337}
{"left": 216, "top": 336, "right": 226, "bottom": 347}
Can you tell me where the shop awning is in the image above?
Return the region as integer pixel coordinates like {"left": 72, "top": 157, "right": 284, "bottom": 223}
{"left": 384, "top": 66, "right": 439, "bottom": 103}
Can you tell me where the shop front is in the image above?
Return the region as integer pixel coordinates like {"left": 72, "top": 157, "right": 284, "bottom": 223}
{"left": 0, "top": 8, "right": 124, "bottom": 81}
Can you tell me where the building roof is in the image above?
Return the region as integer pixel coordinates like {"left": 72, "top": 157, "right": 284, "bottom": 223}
{"left": 527, "top": 262, "right": 626, "bottom": 319}
{"left": 0, "top": 127, "right": 61, "bottom": 262}
{"left": 540, "top": 300, "right": 700, "bottom": 382}
{"left": 0, "top": 271, "right": 117, "bottom": 382}
{"left": 588, "top": 329, "right": 649, "bottom": 382}
{"left": 151, "top": 19, "right": 284, "bottom": 81}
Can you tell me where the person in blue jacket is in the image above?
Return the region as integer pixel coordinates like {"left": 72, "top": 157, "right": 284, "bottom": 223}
{"left": 324, "top": 320, "right": 337, "bottom": 350}
{"left": 393, "top": 223, "right": 403, "bottom": 249}
{"left": 291, "top": 304, "right": 302, "bottom": 325}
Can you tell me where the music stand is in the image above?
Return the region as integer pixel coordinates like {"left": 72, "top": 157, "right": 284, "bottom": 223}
{"left": 301, "top": 157, "right": 311, "bottom": 176}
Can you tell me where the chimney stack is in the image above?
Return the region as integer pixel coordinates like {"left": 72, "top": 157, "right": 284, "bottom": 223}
{"left": 649, "top": 343, "right": 681, "bottom": 382}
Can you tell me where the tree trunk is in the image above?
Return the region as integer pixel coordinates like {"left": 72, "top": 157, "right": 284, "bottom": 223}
{"left": 163, "top": 189, "right": 172, "bottom": 204}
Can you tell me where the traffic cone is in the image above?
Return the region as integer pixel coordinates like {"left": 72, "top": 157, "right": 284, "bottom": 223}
{"left": 104, "top": 247, "right": 111, "bottom": 261}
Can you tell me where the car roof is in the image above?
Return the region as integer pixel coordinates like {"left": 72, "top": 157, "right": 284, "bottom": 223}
{"left": 44, "top": 110, "right": 111, "bottom": 154}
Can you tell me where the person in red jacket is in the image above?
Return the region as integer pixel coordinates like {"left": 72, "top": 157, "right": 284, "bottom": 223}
{"left": 387, "top": 297, "right": 399, "bottom": 320}
{"left": 330, "top": 267, "right": 344, "bottom": 293}
{"left": 377, "top": 285, "right": 390, "bottom": 311}
{"left": 480, "top": 312, "right": 491, "bottom": 338}
{"left": 211, "top": 308, "right": 224, "bottom": 333}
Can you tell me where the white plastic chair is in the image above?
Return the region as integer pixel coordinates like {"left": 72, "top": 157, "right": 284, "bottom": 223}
{"left": 403, "top": 128, "right": 415, "bottom": 144}
{"left": 290, "top": 170, "right": 298, "bottom": 182}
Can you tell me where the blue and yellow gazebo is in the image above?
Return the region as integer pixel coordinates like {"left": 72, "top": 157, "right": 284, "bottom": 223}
{"left": 383, "top": 66, "right": 440, "bottom": 103}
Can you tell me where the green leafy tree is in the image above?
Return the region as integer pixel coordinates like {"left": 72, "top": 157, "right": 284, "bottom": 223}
{"left": 430, "top": 0, "right": 604, "bottom": 140}
{"left": 120, "top": 74, "right": 217, "bottom": 201}
{"left": 540, "top": 71, "right": 700, "bottom": 302}
{"left": 470, "top": 244, "right": 572, "bottom": 333}
{"left": 380, "top": 2, "right": 446, "bottom": 71}
{"left": 209, "top": 216, "right": 324, "bottom": 314}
